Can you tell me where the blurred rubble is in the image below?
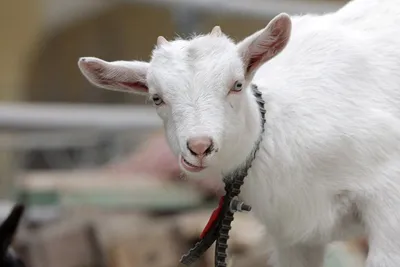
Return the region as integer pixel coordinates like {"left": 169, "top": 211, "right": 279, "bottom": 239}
{"left": 0, "top": 167, "right": 366, "bottom": 267}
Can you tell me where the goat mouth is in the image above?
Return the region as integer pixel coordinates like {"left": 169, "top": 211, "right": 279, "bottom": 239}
{"left": 180, "top": 156, "right": 206, "bottom": 173}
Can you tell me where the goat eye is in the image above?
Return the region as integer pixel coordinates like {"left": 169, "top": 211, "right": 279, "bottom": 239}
{"left": 152, "top": 94, "right": 164, "bottom": 106}
{"left": 231, "top": 81, "right": 243, "bottom": 92}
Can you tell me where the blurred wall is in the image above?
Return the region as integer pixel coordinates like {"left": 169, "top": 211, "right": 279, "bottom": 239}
{"left": 0, "top": 0, "right": 44, "bottom": 197}
{"left": 0, "top": 0, "right": 43, "bottom": 102}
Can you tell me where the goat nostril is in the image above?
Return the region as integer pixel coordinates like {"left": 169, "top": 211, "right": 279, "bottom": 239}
{"left": 187, "top": 137, "right": 214, "bottom": 156}
{"left": 204, "top": 143, "right": 214, "bottom": 155}
{"left": 186, "top": 141, "right": 196, "bottom": 155}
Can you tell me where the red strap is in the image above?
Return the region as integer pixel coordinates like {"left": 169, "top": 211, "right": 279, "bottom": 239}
{"left": 200, "top": 196, "right": 225, "bottom": 238}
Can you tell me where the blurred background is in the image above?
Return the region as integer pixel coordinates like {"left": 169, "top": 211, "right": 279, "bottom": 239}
{"left": 0, "top": 0, "right": 369, "bottom": 267}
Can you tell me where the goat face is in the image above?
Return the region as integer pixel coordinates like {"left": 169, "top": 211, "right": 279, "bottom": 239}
{"left": 78, "top": 13, "right": 291, "bottom": 177}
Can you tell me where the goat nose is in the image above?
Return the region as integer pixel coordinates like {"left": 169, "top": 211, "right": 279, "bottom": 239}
{"left": 187, "top": 137, "right": 214, "bottom": 156}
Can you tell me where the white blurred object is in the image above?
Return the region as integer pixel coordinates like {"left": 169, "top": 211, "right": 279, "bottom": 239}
{"left": 0, "top": 103, "right": 160, "bottom": 131}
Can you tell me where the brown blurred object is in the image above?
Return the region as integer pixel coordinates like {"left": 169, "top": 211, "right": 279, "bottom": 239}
{"left": 105, "top": 129, "right": 225, "bottom": 196}
{"left": 94, "top": 215, "right": 182, "bottom": 267}
{"left": 106, "top": 130, "right": 181, "bottom": 181}
{"left": 17, "top": 219, "right": 100, "bottom": 267}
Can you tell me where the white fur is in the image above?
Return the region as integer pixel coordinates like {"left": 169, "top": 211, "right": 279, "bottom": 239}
{"left": 78, "top": 1, "right": 400, "bottom": 266}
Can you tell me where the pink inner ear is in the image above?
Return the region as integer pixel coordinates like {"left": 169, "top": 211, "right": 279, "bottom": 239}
{"left": 246, "top": 32, "right": 285, "bottom": 74}
{"left": 247, "top": 54, "right": 264, "bottom": 73}
{"left": 99, "top": 80, "right": 112, "bottom": 85}
{"left": 82, "top": 61, "right": 148, "bottom": 91}
{"left": 120, "top": 81, "right": 148, "bottom": 92}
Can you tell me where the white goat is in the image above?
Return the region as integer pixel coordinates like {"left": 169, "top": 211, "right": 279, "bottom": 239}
{"left": 77, "top": 0, "right": 400, "bottom": 266}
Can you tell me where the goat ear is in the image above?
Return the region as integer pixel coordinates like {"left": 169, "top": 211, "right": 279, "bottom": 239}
{"left": 0, "top": 204, "right": 24, "bottom": 256}
{"left": 237, "top": 13, "right": 291, "bottom": 77}
{"left": 78, "top": 57, "right": 149, "bottom": 95}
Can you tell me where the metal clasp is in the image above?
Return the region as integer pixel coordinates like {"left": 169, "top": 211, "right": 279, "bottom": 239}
{"left": 229, "top": 197, "right": 251, "bottom": 213}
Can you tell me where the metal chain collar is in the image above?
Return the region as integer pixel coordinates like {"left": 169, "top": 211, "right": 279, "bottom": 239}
{"left": 179, "top": 84, "right": 266, "bottom": 267}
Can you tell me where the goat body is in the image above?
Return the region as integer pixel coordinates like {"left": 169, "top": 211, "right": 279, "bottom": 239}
{"left": 78, "top": 0, "right": 400, "bottom": 266}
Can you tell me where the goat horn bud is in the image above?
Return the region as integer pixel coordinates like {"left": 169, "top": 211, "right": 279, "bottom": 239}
{"left": 157, "top": 36, "right": 169, "bottom": 46}
{"left": 210, "top": 26, "right": 222, "bottom": 37}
